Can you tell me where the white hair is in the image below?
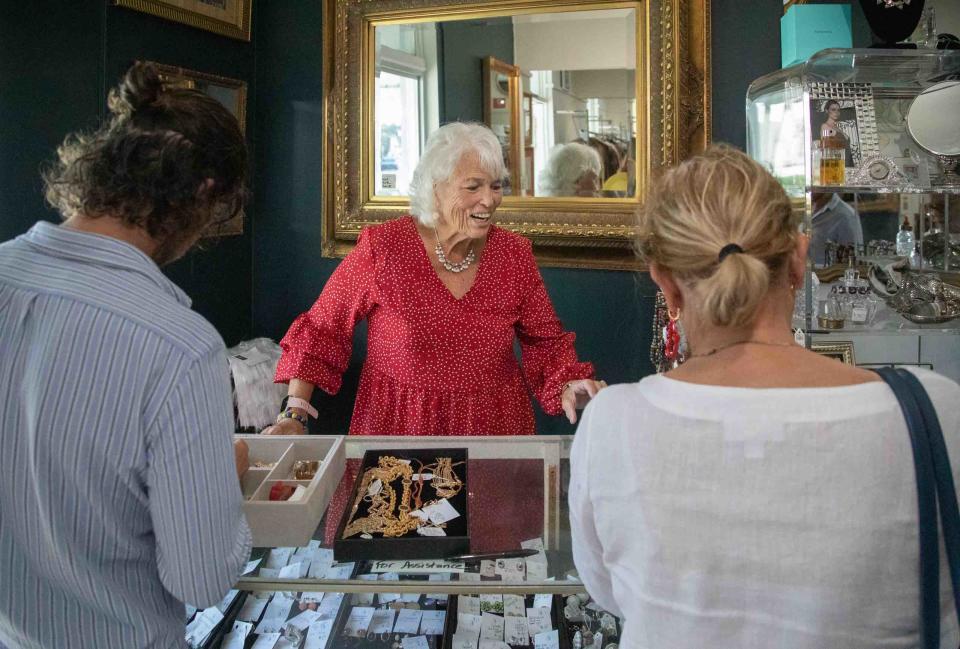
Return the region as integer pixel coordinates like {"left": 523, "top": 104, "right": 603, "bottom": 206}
{"left": 409, "top": 122, "right": 507, "bottom": 225}
{"left": 538, "top": 142, "right": 601, "bottom": 196}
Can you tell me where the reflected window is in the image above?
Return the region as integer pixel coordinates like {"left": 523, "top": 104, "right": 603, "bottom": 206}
{"left": 376, "top": 71, "right": 421, "bottom": 196}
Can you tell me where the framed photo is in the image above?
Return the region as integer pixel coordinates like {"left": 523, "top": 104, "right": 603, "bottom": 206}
{"left": 810, "top": 82, "right": 881, "bottom": 170}
{"left": 114, "top": 0, "right": 252, "bottom": 41}
{"left": 152, "top": 62, "right": 248, "bottom": 236}
{"left": 811, "top": 340, "right": 856, "bottom": 366}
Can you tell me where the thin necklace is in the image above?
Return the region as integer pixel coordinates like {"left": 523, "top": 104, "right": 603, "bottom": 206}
{"left": 433, "top": 228, "right": 475, "bottom": 273}
{"left": 689, "top": 339, "right": 798, "bottom": 359}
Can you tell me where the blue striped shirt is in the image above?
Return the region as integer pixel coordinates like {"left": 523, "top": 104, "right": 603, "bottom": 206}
{"left": 0, "top": 222, "right": 251, "bottom": 649}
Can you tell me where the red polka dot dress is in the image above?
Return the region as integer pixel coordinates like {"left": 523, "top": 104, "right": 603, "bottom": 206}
{"left": 274, "top": 216, "right": 593, "bottom": 435}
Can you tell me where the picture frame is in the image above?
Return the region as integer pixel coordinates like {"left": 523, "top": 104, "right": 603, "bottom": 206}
{"left": 114, "top": 0, "right": 252, "bottom": 41}
{"left": 152, "top": 62, "right": 248, "bottom": 236}
{"left": 811, "top": 340, "right": 856, "bottom": 366}
{"left": 809, "top": 82, "right": 880, "bottom": 171}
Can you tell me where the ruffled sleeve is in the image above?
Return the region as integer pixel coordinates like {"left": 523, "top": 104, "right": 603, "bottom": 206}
{"left": 274, "top": 228, "right": 377, "bottom": 394}
{"left": 513, "top": 240, "right": 593, "bottom": 415}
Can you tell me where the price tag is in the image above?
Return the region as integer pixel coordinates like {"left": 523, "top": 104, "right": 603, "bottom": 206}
{"left": 525, "top": 607, "right": 553, "bottom": 636}
{"left": 369, "top": 608, "right": 397, "bottom": 634}
{"left": 534, "top": 629, "right": 560, "bottom": 649}
{"left": 458, "top": 595, "right": 481, "bottom": 615}
{"left": 343, "top": 606, "right": 375, "bottom": 638}
{"left": 394, "top": 608, "right": 424, "bottom": 634}
{"left": 480, "top": 612, "right": 505, "bottom": 641}
{"left": 504, "top": 615, "right": 529, "bottom": 645}
{"left": 402, "top": 637, "right": 430, "bottom": 649}
{"left": 304, "top": 619, "right": 334, "bottom": 649}
{"left": 250, "top": 632, "right": 281, "bottom": 649}
{"left": 503, "top": 595, "right": 525, "bottom": 617}
{"left": 419, "top": 610, "right": 446, "bottom": 635}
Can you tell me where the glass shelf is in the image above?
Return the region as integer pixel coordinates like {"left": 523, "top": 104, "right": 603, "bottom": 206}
{"left": 808, "top": 184, "right": 960, "bottom": 195}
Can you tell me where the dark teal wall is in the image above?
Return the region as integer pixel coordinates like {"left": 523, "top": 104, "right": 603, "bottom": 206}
{"left": 0, "top": 0, "right": 255, "bottom": 347}
{"left": 4, "top": 1, "right": 860, "bottom": 434}
{"left": 437, "top": 17, "right": 515, "bottom": 123}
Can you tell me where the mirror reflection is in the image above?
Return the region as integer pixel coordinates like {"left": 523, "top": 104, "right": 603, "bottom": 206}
{"left": 374, "top": 8, "right": 637, "bottom": 199}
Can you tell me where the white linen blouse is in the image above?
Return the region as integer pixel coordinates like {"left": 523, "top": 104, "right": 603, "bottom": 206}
{"left": 569, "top": 368, "right": 960, "bottom": 649}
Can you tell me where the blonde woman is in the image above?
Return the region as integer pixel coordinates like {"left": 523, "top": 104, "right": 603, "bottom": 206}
{"left": 569, "top": 145, "right": 960, "bottom": 648}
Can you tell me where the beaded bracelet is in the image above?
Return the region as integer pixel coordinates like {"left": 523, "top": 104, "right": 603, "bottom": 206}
{"left": 276, "top": 408, "right": 308, "bottom": 427}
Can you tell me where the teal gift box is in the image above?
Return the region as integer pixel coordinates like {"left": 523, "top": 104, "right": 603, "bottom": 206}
{"left": 781, "top": 4, "right": 852, "bottom": 68}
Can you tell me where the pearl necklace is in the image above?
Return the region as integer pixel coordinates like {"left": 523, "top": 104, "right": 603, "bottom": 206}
{"left": 433, "top": 228, "right": 475, "bottom": 273}
{"left": 690, "top": 339, "right": 798, "bottom": 359}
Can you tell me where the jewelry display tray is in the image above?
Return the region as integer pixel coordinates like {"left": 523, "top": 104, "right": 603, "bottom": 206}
{"left": 334, "top": 447, "right": 470, "bottom": 562}
{"left": 238, "top": 434, "right": 346, "bottom": 548}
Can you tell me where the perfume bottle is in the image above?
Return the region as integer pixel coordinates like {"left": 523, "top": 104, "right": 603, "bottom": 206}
{"left": 896, "top": 216, "right": 914, "bottom": 257}
{"left": 819, "top": 136, "right": 845, "bottom": 186}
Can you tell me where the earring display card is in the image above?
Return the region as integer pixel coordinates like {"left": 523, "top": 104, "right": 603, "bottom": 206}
{"left": 444, "top": 593, "right": 570, "bottom": 649}
{"left": 238, "top": 435, "right": 346, "bottom": 548}
{"left": 334, "top": 448, "right": 470, "bottom": 561}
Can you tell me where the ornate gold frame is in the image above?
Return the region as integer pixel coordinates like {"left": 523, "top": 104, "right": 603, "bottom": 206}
{"left": 811, "top": 341, "right": 856, "bottom": 365}
{"left": 322, "top": 0, "right": 710, "bottom": 270}
{"left": 114, "top": 0, "right": 252, "bottom": 41}
{"left": 152, "top": 62, "right": 249, "bottom": 236}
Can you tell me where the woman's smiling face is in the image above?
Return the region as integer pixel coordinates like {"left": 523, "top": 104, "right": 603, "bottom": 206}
{"left": 433, "top": 152, "right": 504, "bottom": 240}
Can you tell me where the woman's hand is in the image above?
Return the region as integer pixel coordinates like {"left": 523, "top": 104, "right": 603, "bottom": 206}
{"left": 260, "top": 417, "right": 306, "bottom": 436}
{"left": 234, "top": 439, "right": 250, "bottom": 479}
{"left": 561, "top": 379, "right": 608, "bottom": 424}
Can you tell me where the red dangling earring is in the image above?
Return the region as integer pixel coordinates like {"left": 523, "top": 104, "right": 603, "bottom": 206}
{"left": 663, "top": 306, "right": 682, "bottom": 362}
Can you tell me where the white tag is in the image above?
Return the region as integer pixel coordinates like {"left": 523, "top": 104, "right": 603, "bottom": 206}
{"left": 534, "top": 629, "right": 560, "bottom": 649}
{"left": 533, "top": 594, "right": 553, "bottom": 611}
{"left": 451, "top": 631, "right": 480, "bottom": 649}
{"left": 216, "top": 589, "right": 239, "bottom": 613}
{"left": 299, "top": 591, "right": 324, "bottom": 604}
{"left": 316, "top": 592, "right": 344, "bottom": 620}
{"left": 403, "top": 637, "right": 431, "bottom": 649}
{"left": 343, "top": 606, "right": 376, "bottom": 637}
{"left": 278, "top": 561, "right": 305, "bottom": 579}
{"left": 266, "top": 547, "right": 294, "bottom": 569}
{"left": 220, "top": 630, "right": 247, "bottom": 649}
{"left": 411, "top": 473, "right": 434, "bottom": 481}
{"left": 378, "top": 572, "right": 401, "bottom": 603}
{"left": 367, "top": 479, "right": 383, "bottom": 497}
{"left": 525, "top": 607, "right": 553, "bottom": 636}
{"left": 495, "top": 558, "right": 526, "bottom": 582}
{"left": 284, "top": 609, "right": 320, "bottom": 631}
{"left": 526, "top": 561, "right": 549, "bottom": 581}
{"left": 479, "top": 560, "right": 497, "bottom": 578}
{"left": 458, "top": 571, "right": 481, "bottom": 582}
{"left": 370, "top": 559, "right": 464, "bottom": 574}
{"left": 352, "top": 576, "right": 375, "bottom": 606}
{"left": 503, "top": 594, "right": 525, "bottom": 617}
{"left": 417, "top": 526, "right": 446, "bottom": 537}
{"left": 255, "top": 594, "right": 294, "bottom": 634}
{"left": 521, "top": 538, "right": 545, "bottom": 551}
{"left": 369, "top": 608, "right": 397, "bottom": 634}
{"left": 304, "top": 619, "right": 334, "bottom": 649}
{"left": 394, "top": 608, "right": 424, "bottom": 634}
{"left": 322, "top": 562, "right": 354, "bottom": 580}
{"left": 409, "top": 509, "right": 430, "bottom": 521}
{"left": 184, "top": 606, "right": 223, "bottom": 647}
{"left": 423, "top": 498, "right": 461, "bottom": 525}
{"left": 258, "top": 568, "right": 280, "bottom": 578}
{"left": 243, "top": 558, "right": 262, "bottom": 575}
{"left": 504, "top": 615, "right": 529, "bottom": 645}
{"left": 233, "top": 348, "right": 271, "bottom": 366}
{"left": 360, "top": 533, "right": 373, "bottom": 539}
{"left": 237, "top": 595, "right": 269, "bottom": 622}
{"left": 313, "top": 547, "right": 333, "bottom": 562}
{"left": 401, "top": 592, "right": 421, "bottom": 602}
{"left": 851, "top": 305, "right": 868, "bottom": 323}
{"left": 250, "top": 632, "right": 281, "bottom": 649}
{"left": 458, "top": 595, "right": 482, "bottom": 615}
{"left": 481, "top": 612, "right": 506, "bottom": 641}
{"left": 480, "top": 594, "right": 503, "bottom": 614}
{"left": 457, "top": 612, "right": 483, "bottom": 635}
{"left": 419, "top": 610, "right": 446, "bottom": 635}
{"left": 288, "top": 485, "right": 308, "bottom": 502}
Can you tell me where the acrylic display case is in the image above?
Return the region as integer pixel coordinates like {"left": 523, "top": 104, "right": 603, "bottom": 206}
{"left": 183, "top": 435, "right": 623, "bottom": 649}
{"left": 746, "top": 49, "right": 960, "bottom": 378}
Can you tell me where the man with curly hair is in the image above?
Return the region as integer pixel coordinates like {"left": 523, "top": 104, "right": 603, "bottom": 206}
{"left": 0, "top": 62, "right": 252, "bottom": 649}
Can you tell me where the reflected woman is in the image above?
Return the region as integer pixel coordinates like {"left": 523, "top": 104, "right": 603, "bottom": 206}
{"left": 538, "top": 142, "right": 603, "bottom": 197}
{"left": 264, "top": 122, "right": 603, "bottom": 436}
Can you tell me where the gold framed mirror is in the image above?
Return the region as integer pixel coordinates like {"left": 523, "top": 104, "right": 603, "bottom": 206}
{"left": 322, "top": 0, "right": 710, "bottom": 269}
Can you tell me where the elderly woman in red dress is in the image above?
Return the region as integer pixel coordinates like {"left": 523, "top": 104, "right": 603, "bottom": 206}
{"left": 264, "top": 122, "right": 603, "bottom": 436}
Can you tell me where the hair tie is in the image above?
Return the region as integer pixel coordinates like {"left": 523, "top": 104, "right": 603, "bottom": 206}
{"left": 718, "top": 243, "right": 744, "bottom": 262}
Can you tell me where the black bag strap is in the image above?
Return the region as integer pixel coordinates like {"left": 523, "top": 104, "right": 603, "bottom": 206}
{"left": 875, "top": 367, "right": 941, "bottom": 649}
{"left": 897, "top": 369, "right": 960, "bottom": 617}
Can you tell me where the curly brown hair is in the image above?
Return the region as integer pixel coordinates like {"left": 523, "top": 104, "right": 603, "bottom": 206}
{"left": 43, "top": 61, "right": 248, "bottom": 262}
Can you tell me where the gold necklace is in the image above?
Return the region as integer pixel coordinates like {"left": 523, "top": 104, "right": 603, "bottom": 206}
{"left": 690, "top": 339, "right": 798, "bottom": 359}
